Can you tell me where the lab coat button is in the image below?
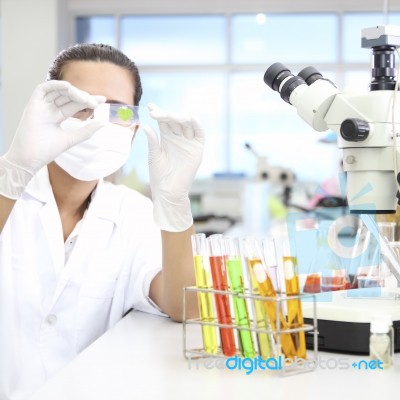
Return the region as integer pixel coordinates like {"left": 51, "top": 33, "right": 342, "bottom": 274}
{"left": 46, "top": 314, "right": 57, "bottom": 325}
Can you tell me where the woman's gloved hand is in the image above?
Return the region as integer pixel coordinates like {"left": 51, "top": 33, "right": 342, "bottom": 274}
{"left": 0, "top": 80, "right": 106, "bottom": 199}
{"left": 143, "top": 103, "right": 205, "bottom": 232}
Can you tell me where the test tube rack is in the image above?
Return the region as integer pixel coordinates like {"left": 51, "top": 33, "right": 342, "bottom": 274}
{"left": 182, "top": 286, "right": 318, "bottom": 377}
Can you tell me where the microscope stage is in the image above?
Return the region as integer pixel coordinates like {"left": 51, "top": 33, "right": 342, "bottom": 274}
{"left": 302, "top": 288, "right": 400, "bottom": 354}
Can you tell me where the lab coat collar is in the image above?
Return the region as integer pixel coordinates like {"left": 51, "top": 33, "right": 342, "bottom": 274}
{"left": 87, "top": 179, "right": 120, "bottom": 225}
{"left": 24, "top": 167, "right": 54, "bottom": 204}
{"left": 24, "top": 167, "right": 120, "bottom": 225}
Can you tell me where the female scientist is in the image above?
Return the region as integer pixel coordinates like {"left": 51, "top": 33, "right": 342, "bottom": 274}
{"left": 0, "top": 43, "right": 204, "bottom": 399}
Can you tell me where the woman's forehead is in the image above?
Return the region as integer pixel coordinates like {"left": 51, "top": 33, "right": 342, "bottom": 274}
{"left": 61, "top": 60, "right": 135, "bottom": 105}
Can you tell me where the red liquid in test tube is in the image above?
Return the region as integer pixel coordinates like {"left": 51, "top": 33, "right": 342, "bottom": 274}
{"left": 208, "top": 235, "right": 236, "bottom": 356}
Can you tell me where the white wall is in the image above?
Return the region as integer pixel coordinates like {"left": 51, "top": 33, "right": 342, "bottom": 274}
{"left": 67, "top": 0, "right": 399, "bottom": 14}
{"left": 1, "top": 0, "right": 68, "bottom": 151}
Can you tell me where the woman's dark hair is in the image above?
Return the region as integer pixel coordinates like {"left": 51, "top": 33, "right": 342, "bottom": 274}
{"left": 47, "top": 43, "right": 142, "bottom": 105}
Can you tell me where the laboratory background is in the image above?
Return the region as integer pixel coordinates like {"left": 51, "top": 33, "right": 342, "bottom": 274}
{"left": 3, "top": 0, "right": 400, "bottom": 230}
{"left": 2, "top": 0, "right": 400, "bottom": 399}
{"left": 3, "top": 0, "right": 399, "bottom": 185}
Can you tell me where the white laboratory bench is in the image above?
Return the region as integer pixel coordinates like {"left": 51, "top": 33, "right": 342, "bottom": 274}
{"left": 28, "top": 310, "right": 400, "bottom": 400}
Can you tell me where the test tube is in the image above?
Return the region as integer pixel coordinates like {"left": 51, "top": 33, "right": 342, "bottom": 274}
{"left": 378, "top": 222, "right": 397, "bottom": 286}
{"left": 262, "top": 237, "right": 280, "bottom": 292}
{"left": 224, "top": 237, "right": 256, "bottom": 358}
{"left": 207, "top": 234, "right": 236, "bottom": 356}
{"left": 191, "top": 233, "right": 218, "bottom": 354}
{"left": 241, "top": 237, "right": 274, "bottom": 359}
{"left": 279, "top": 237, "right": 307, "bottom": 359}
{"left": 243, "top": 237, "right": 296, "bottom": 359}
{"left": 378, "top": 222, "right": 396, "bottom": 242}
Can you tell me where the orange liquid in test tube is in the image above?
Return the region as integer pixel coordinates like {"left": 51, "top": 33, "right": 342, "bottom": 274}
{"left": 247, "top": 258, "right": 297, "bottom": 358}
{"left": 243, "top": 237, "right": 297, "bottom": 358}
{"left": 209, "top": 255, "right": 236, "bottom": 356}
{"left": 283, "top": 256, "right": 307, "bottom": 359}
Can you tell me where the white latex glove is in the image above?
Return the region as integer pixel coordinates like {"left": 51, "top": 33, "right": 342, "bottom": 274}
{"left": 0, "top": 80, "right": 106, "bottom": 199}
{"left": 143, "top": 103, "right": 205, "bottom": 232}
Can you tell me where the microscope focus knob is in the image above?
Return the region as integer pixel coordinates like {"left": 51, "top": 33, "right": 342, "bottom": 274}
{"left": 340, "top": 118, "right": 370, "bottom": 142}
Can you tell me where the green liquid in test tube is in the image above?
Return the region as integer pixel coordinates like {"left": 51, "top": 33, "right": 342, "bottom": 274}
{"left": 191, "top": 234, "right": 218, "bottom": 354}
{"left": 225, "top": 237, "right": 255, "bottom": 358}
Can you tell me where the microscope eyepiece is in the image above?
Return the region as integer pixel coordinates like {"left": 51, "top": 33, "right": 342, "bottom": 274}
{"left": 264, "top": 63, "right": 292, "bottom": 92}
{"left": 297, "top": 66, "right": 323, "bottom": 86}
{"left": 279, "top": 76, "right": 306, "bottom": 103}
{"left": 264, "top": 63, "right": 306, "bottom": 104}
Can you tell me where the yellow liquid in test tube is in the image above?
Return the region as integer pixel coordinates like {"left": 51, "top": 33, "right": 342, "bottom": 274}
{"left": 247, "top": 265, "right": 275, "bottom": 359}
{"left": 283, "top": 256, "right": 306, "bottom": 359}
{"left": 247, "top": 258, "right": 297, "bottom": 359}
{"left": 193, "top": 255, "right": 218, "bottom": 354}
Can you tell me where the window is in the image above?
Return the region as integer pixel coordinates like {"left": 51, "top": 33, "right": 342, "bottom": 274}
{"left": 76, "top": 16, "right": 116, "bottom": 46}
{"left": 74, "top": 12, "right": 396, "bottom": 183}
{"left": 231, "top": 13, "right": 338, "bottom": 64}
{"left": 120, "top": 16, "right": 227, "bottom": 65}
{"left": 138, "top": 71, "right": 227, "bottom": 177}
{"left": 342, "top": 12, "right": 400, "bottom": 63}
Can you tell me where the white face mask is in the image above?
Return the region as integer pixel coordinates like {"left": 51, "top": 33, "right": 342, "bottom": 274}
{"left": 55, "top": 118, "right": 135, "bottom": 181}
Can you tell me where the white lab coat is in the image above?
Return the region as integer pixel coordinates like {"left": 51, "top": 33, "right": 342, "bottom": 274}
{"left": 0, "top": 167, "right": 164, "bottom": 400}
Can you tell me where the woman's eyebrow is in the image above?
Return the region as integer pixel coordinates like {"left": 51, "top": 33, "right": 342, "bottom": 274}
{"left": 105, "top": 99, "right": 126, "bottom": 105}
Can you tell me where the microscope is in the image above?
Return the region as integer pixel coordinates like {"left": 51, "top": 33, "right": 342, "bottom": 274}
{"left": 264, "top": 26, "right": 400, "bottom": 354}
{"left": 265, "top": 25, "right": 400, "bottom": 214}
